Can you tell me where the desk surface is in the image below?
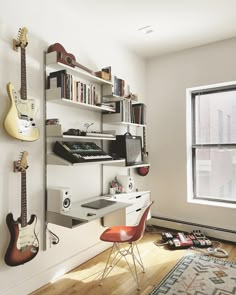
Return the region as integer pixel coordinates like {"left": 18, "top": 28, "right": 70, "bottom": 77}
{"left": 47, "top": 195, "right": 130, "bottom": 228}
{"left": 63, "top": 195, "right": 130, "bottom": 221}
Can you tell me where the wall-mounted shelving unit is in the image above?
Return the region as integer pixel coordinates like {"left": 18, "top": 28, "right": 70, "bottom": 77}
{"left": 44, "top": 50, "right": 151, "bottom": 242}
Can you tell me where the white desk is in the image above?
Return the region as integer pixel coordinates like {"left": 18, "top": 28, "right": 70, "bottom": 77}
{"left": 47, "top": 195, "right": 130, "bottom": 228}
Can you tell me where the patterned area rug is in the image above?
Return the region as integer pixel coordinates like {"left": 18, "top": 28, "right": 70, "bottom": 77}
{"left": 150, "top": 253, "right": 236, "bottom": 294}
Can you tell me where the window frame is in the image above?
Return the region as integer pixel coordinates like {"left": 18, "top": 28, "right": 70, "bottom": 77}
{"left": 187, "top": 81, "right": 236, "bottom": 205}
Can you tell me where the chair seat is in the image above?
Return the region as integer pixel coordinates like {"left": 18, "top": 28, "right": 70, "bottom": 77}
{"left": 100, "top": 225, "right": 137, "bottom": 243}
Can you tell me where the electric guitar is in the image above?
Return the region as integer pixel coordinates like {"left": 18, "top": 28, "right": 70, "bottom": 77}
{"left": 137, "top": 127, "right": 150, "bottom": 176}
{"left": 5, "top": 151, "right": 39, "bottom": 267}
{"left": 4, "top": 27, "right": 40, "bottom": 141}
{"left": 47, "top": 42, "right": 95, "bottom": 75}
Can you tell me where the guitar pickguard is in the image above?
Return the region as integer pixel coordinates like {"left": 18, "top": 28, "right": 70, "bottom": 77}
{"left": 4, "top": 82, "right": 40, "bottom": 141}
{"left": 16, "top": 220, "right": 39, "bottom": 253}
{"left": 12, "top": 88, "right": 37, "bottom": 120}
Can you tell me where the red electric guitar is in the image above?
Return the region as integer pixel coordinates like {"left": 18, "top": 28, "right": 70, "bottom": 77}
{"left": 4, "top": 151, "right": 39, "bottom": 266}
{"left": 137, "top": 127, "right": 150, "bottom": 176}
{"left": 47, "top": 43, "right": 95, "bottom": 75}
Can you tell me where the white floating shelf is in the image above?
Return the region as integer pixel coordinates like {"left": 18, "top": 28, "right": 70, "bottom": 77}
{"left": 103, "top": 161, "right": 150, "bottom": 168}
{"left": 46, "top": 52, "right": 112, "bottom": 85}
{"left": 103, "top": 112, "right": 145, "bottom": 127}
{"left": 102, "top": 95, "right": 124, "bottom": 103}
{"left": 46, "top": 88, "right": 115, "bottom": 112}
{"left": 48, "top": 135, "right": 116, "bottom": 141}
{"left": 47, "top": 153, "right": 126, "bottom": 166}
{"left": 46, "top": 125, "right": 116, "bottom": 140}
{"left": 127, "top": 163, "right": 150, "bottom": 168}
{"left": 103, "top": 121, "right": 146, "bottom": 127}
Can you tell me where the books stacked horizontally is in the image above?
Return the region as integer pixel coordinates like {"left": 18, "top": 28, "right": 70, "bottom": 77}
{"left": 47, "top": 70, "right": 98, "bottom": 105}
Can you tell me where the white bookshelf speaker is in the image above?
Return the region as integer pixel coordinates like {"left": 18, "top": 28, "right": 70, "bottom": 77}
{"left": 47, "top": 187, "right": 72, "bottom": 213}
{"left": 116, "top": 175, "right": 134, "bottom": 193}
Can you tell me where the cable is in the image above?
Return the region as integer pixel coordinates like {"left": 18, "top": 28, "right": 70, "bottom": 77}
{"left": 190, "top": 240, "right": 228, "bottom": 258}
{"left": 153, "top": 241, "right": 169, "bottom": 247}
{"left": 46, "top": 223, "right": 60, "bottom": 245}
{"left": 145, "top": 224, "right": 163, "bottom": 234}
{"left": 207, "top": 247, "right": 228, "bottom": 258}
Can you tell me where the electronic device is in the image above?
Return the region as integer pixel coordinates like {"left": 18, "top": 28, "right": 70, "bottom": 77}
{"left": 81, "top": 199, "right": 117, "bottom": 210}
{"left": 116, "top": 175, "right": 134, "bottom": 193}
{"left": 161, "top": 230, "right": 212, "bottom": 249}
{"left": 47, "top": 187, "right": 72, "bottom": 213}
{"left": 53, "top": 141, "right": 113, "bottom": 163}
{"left": 87, "top": 212, "right": 96, "bottom": 216}
{"left": 110, "top": 133, "right": 143, "bottom": 166}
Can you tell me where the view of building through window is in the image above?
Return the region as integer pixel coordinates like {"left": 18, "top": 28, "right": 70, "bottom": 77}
{"left": 192, "top": 87, "right": 236, "bottom": 203}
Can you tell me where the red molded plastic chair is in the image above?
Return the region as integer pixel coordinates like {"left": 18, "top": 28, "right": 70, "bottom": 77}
{"left": 99, "top": 201, "right": 154, "bottom": 290}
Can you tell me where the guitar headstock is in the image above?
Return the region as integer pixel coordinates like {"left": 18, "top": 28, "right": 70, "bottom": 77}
{"left": 16, "top": 151, "right": 29, "bottom": 172}
{"left": 16, "top": 27, "right": 28, "bottom": 49}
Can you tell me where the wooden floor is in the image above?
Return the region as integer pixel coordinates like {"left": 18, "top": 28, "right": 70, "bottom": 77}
{"left": 31, "top": 227, "right": 236, "bottom": 295}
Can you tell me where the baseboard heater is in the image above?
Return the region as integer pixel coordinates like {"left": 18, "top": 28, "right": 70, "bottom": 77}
{"left": 149, "top": 216, "right": 236, "bottom": 243}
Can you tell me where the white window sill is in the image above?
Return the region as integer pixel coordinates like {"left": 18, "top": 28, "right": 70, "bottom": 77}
{"left": 188, "top": 198, "right": 236, "bottom": 209}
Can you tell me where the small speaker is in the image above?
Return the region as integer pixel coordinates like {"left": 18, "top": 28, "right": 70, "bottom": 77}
{"left": 47, "top": 187, "right": 72, "bottom": 213}
{"left": 116, "top": 175, "right": 134, "bottom": 193}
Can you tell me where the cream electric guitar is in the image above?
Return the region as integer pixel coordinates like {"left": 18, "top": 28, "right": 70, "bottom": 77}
{"left": 4, "top": 27, "right": 39, "bottom": 141}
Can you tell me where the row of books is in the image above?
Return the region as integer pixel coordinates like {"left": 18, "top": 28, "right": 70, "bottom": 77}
{"left": 47, "top": 70, "right": 98, "bottom": 105}
{"left": 132, "top": 103, "right": 146, "bottom": 125}
{"left": 113, "top": 75, "right": 125, "bottom": 97}
{"left": 115, "top": 99, "right": 133, "bottom": 123}
{"left": 103, "top": 101, "right": 146, "bottom": 125}
{"left": 102, "top": 75, "right": 125, "bottom": 99}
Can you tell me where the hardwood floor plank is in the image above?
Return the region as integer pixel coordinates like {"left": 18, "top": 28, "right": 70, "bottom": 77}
{"left": 30, "top": 229, "right": 236, "bottom": 295}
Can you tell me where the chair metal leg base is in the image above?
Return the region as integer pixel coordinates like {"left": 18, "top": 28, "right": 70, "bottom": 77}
{"left": 99, "top": 242, "right": 145, "bottom": 290}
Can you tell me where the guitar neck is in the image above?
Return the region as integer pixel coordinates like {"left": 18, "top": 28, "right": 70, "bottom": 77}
{"left": 21, "top": 47, "right": 27, "bottom": 100}
{"left": 21, "top": 171, "right": 27, "bottom": 227}
{"left": 73, "top": 60, "right": 95, "bottom": 75}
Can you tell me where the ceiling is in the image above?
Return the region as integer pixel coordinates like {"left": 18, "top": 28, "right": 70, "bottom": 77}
{"left": 69, "top": 0, "right": 236, "bottom": 59}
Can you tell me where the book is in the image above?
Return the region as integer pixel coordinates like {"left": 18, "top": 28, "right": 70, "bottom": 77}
{"left": 48, "top": 70, "right": 67, "bottom": 89}
{"left": 132, "top": 103, "right": 146, "bottom": 125}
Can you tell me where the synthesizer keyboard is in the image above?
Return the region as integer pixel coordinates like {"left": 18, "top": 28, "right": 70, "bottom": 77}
{"left": 53, "top": 141, "right": 113, "bottom": 163}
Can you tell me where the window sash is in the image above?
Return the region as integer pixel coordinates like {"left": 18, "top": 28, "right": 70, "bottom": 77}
{"left": 191, "top": 87, "right": 236, "bottom": 204}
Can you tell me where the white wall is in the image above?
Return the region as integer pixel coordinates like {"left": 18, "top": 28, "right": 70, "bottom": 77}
{"left": 147, "top": 38, "right": 236, "bottom": 234}
{"left": 0, "top": 1, "right": 147, "bottom": 294}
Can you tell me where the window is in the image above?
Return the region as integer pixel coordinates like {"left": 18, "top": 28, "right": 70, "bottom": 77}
{"left": 190, "top": 83, "right": 236, "bottom": 204}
